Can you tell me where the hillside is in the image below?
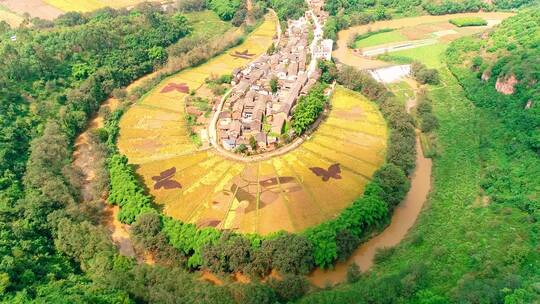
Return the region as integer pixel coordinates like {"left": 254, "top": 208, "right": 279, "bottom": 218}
{"left": 446, "top": 8, "right": 539, "bottom": 152}
{"left": 301, "top": 7, "right": 540, "bottom": 303}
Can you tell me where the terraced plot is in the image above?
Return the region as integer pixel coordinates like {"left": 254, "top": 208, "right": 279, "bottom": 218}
{"left": 118, "top": 15, "right": 387, "bottom": 235}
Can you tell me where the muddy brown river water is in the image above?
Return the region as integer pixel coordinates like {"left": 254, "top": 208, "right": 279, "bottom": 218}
{"left": 308, "top": 135, "right": 432, "bottom": 287}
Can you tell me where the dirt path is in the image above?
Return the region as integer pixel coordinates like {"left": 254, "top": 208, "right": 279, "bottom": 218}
{"left": 308, "top": 85, "right": 432, "bottom": 287}
{"left": 333, "top": 12, "right": 514, "bottom": 69}
{"left": 72, "top": 73, "right": 157, "bottom": 257}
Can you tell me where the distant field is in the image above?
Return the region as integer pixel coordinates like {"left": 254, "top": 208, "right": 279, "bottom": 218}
{"left": 0, "top": 5, "right": 23, "bottom": 27}
{"left": 354, "top": 30, "right": 407, "bottom": 48}
{"left": 43, "top": 0, "right": 155, "bottom": 12}
{"left": 334, "top": 12, "right": 514, "bottom": 70}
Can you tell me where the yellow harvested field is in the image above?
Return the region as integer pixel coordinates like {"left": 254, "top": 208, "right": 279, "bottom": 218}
{"left": 43, "top": 0, "right": 151, "bottom": 12}
{"left": 118, "top": 14, "right": 387, "bottom": 235}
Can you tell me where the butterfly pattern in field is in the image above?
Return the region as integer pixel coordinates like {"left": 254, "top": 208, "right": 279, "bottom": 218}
{"left": 152, "top": 167, "right": 182, "bottom": 190}
{"left": 309, "top": 163, "right": 342, "bottom": 182}
{"left": 230, "top": 49, "right": 255, "bottom": 59}
{"left": 160, "top": 82, "right": 189, "bottom": 93}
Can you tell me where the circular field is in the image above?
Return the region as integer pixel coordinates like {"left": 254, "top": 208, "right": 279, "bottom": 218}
{"left": 118, "top": 15, "right": 388, "bottom": 235}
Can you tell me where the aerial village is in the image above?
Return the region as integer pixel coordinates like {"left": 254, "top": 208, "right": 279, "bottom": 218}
{"left": 215, "top": 6, "right": 333, "bottom": 154}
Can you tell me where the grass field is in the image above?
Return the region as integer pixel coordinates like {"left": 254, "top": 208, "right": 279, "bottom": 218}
{"left": 385, "top": 43, "right": 448, "bottom": 68}
{"left": 118, "top": 39, "right": 389, "bottom": 236}
{"left": 353, "top": 30, "right": 408, "bottom": 49}
{"left": 43, "top": 0, "right": 151, "bottom": 12}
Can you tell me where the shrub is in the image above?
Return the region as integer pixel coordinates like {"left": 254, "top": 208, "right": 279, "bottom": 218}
{"left": 372, "top": 163, "right": 410, "bottom": 208}
{"left": 267, "top": 275, "right": 309, "bottom": 302}
{"left": 262, "top": 233, "right": 314, "bottom": 275}
{"left": 107, "top": 155, "right": 155, "bottom": 224}
{"left": 412, "top": 61, "right": 440, "bottom": 85}
{"left": 420, "top": 113, "right": 439, "bottom": 132}
{"left": 230, "top": 283, "right": 277, "bottom": 304}
{"left": 449, "top": 17, "right": 488, "bottom": 27}
{"left": 201, "top": 232, "right": 253, "bottom": 273}
{"left": 346, "top": 263, "right": 362, "bottom": 283}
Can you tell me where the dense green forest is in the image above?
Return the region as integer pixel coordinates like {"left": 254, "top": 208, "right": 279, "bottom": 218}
{"left": 301, "top": 7, "right": 540, "bottom": 303}
{"left": 0, "top": 3, "right": 190, "bottom": 195}
{"left": 447, "top": 8, "right": 539, "bottom": 153}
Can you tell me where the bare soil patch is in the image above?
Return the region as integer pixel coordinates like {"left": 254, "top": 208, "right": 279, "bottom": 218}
{"left": 0, "top": 0, "right": 62, "bottom": 20}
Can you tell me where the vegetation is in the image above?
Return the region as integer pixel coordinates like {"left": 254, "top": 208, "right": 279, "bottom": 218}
{"left": 446, "top": 8, "right": 539, "bottom": 153}
{"left": 5, "top": 1, "right": 537, "bottom": 303}
{"left": 300, "top": 7, "right": 540, "bottom": 303}
{"left": 207, "top": 0, "right": 243, "bottom": 20}
{"left": 325, "top": 0, "right": 534, "bottom": 19}
{"left": 266, "top": 0, "right": 307, "bottom": 20}
{"left": 412, "top": 61, "right": 440, "bottom": 85}
{"left": 0, "top": 5, "right": 190, "bottom": 195}
{"left": 322, "top": 0, "right": 534, "bottom": 39}
{"left": 270, "top": 75, "right": 279, "bottom": 93}
{"left": 449, "top": 16, "right": 488, "bottom": 27}
{"left": 291, "top": 83, "right": 328, "bottom": 134}
{"left": 0, "top": 5, "right": 266, "bottom": 303}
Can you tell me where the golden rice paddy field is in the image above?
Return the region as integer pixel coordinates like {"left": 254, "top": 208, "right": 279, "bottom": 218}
{"left": 118, "top": 14, "right": 387, "bottom": 235}
{"left": 43, "top": 0, "right": 154, "bottom": 12}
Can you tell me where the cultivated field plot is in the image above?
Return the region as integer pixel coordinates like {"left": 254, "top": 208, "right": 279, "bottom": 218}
{"left": 43, "top": 0, "right": 151, "bottom": 12}
{"left": 335, "top": 12, "right": 514, "bottom": 70}
{"left": 119, "top": 52, "right": 388, "bottom": 236}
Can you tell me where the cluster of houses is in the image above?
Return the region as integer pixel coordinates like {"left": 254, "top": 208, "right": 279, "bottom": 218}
{"left": 217, "top": 17, "right": 332, "bottom": 153}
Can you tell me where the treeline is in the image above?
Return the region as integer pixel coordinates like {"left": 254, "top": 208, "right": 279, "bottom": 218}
{"left": 266, "top": 0, "right": 307, "bottom": 20}
{"left": 177, "top": 0, "right": 266, "bottom": 25}
{"left": 292, "top": 83, "right": 328, "bottom": 134}
{"left": 323, "top": 10, "right": 391, "bottom": 40}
